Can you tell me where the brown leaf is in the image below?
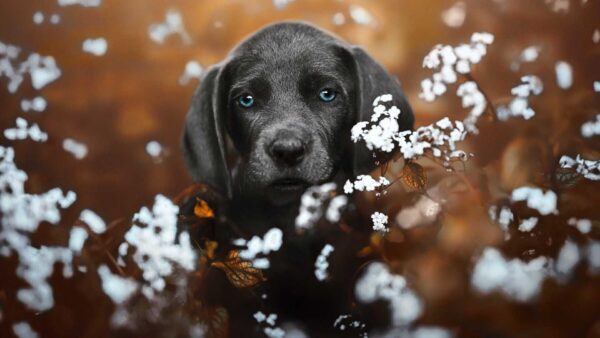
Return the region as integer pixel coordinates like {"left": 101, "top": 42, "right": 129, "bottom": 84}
{"left": 202, "top": 306, "right": 229, "bottom": 338}
{"left": 204, "top": 240, "right": 218, "bottom": 260}
{"left": 402, "top": 162, "right": 427, "bottom": 191}
{"left": 194, "top": 198, "right": 215, "bottom": 219}
{"left": 554, "top": 167, "right": 582, "bottom": 188}
{"left": 211, "top": 250, "right": 266, "bottom": 288}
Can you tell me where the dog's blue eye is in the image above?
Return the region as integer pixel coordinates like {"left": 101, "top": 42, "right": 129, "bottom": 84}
{"left": 319, "top": 89, "right": 336, "bottom": 102}
{"left": 238, "top": 95, "right": 255, "bottom": 108}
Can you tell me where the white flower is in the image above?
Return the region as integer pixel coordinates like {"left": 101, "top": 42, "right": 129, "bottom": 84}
{"left": 148, "top": 9, "right": 191, "bottom": 45}
{"left": 3, "top": 117, "right": 48, "bottom": 142}
{"left": 511, "top": 186, "right": 557, "bottom": 216}
{"left": 295, "top": 182, "right": 337, "bottom": 230}
{"left": 371, "top": 212, "right": 389, "bottom": 232}
{"left": 497, "top": 75, "right": 543, "bottom": 122}
{"left": 580, "top": 114, "right": 600, "bottom": 138}
{"left": 119, "top": 194, "right": 196, "bottom": 298}
{"left": 79, "top": 209, "right": 106, "bottom": 234}
{"left": 559, "top": 154, "right": 600, "bottom": 180}
{"left": 518, "top": 217, "right": 538, "bottom": 232}
{"left": 471, "top": 247, "right": 549, "bottom": 301}
{"left": 97, "top": 264, "right": 138, "bottom": 304}
{"left": 420, "top": 32, "right": 494, "bottom": 103}
{"left": 314, "top": 244, "right": 335, "bottom": 281}
{"left": 355, "top": 262, "right": 423, "bottom": 326}
{"left": 235, "top": 227, "right": 283, "bottom": 269}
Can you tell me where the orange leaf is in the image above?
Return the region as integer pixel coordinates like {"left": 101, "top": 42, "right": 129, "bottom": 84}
{"left": 194, "top": 198, "right": 215, "bottom": 219}
{"left": 211, "top": 250, "right": 266, "bottom": 288}
{"left": 402, "top": 162, "right": 427, "bottom": 191}
{"left": 204, "top": 240, "right": 218, "bottom": 260}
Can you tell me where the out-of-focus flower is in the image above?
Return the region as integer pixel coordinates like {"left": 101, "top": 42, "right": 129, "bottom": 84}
{"left": 496, "top": 75, "right": 543, "bottom": 121}
{"left": 295, "top": 182, "right": 337, "bottom": 230}
{"left": 471, "top": 247, "right": 549, "bottom": 301}
{"left": 555, "top": 61, "right": 573, "bottom": 89}
{"left": 148, "top": 9, "right": 191, "bottom": 45}
{"left": 355, "top": 262, "right": 423, "bottom": 326}
{"left": 118, "top": 195, "right": 196, "bottom": 298}
{"left": 82, "top": 38, "right": 107, "bottom": 56}
{"left": 314, "top": 244, "right": 334, "bottom": 281}
{"left": 511, "top": 186, "right": 557, "bottom": 215}
{"left": 441, "top": 1, "right": 466, "bottom": 28}
{"left": 580, "top": 114, "right": 600, "bottom": 138}
{"left": 4, "top": 118, "right": 48, "bottom": 142}
{"left": 233, "top": 227, "right": 283, "bottom": 269}
{"left": 97, "top": 264, "right": 138, "bottom": 304}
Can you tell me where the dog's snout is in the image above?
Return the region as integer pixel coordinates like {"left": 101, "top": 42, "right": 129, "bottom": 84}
{"left": 269, "top": 136, "right": 306, "bottom": 167}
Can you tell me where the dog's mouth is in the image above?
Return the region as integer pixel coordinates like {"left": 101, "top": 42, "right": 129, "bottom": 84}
{"left": 269, "top": 177, "right": 308, "bottom": 191}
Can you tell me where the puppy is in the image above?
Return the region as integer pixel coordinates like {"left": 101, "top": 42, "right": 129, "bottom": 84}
{"left": 182, "top": 21, "right": 413, "bottom": 230}
{"left": 181, "top": 22, "right": 414, "bottom": 335}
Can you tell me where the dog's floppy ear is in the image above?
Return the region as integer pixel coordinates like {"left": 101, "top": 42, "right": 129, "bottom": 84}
{"left": 347, "top": 46, "right": 414, "bottom": 176}
{"left": 182, "top": 65, "right": 232, "bottom": 198}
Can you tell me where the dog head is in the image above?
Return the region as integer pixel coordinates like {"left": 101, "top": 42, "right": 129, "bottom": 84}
{"left": 182, "top": 22, "right": 413, "bottom": 205}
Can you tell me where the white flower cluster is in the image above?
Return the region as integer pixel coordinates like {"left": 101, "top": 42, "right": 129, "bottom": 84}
{"left": 314, "top": 244, "right": 334, "bottom": 281}
{"left": 511, "top": 45, "right": 541, "bottom": 71}
{"left": 4, "top": 117, "right": 48, "bottom": 142}
{"left": 97, "top": 264, "right": 138, "bottom": 304}
{"left": 567, "top": 218, "right": 592, "bottom": 234}
{"left": 232, "top": 227, "right": 283, "bottom": 269}
{"left": 62, "top": 138, "right": 88, "bottom": 159}
{"left": 559, "top": 154, "right": 600, "bottom": 180}
{"left": 148, "top": 9, "right": 191, "bottom": 45}
{"left": 0, "top": 146, "right": 85, "bottom": 312}
{"left": 351, "top": 94, "right": 402, "bottom": 152}
{"left": 580, "top": 113, "right": 600, "bottom": 138}
{"left": 471, "top": 247, "right": 549, "bottom": 301}
{"left": 355, "top": 262, "right": 423, "bottom": 326}
{"left": 399, "top": 117, "right": 468, "bottom": 163}
{"left": 0, "top": 41, "right": 62, "bottom": 93}
{"left": 178, "top": 60, "right": 203, "bottom": 85}
{"left": 488, "top": 205, "right": 514, "bottom": 232}
{"left": 21, "top": 96, "right": 47, "bottom": 113}
{"left": 472, "top": 241, "right": 600, "bottom": 301}
{"left": 117, "top": 194, "right": 196, "bottom": 299}
{"left": 496, "top": 75, "right": 543, "bottom": 121}
{"left": 79, "top": 209, "right": 106, "bottom": 233}
{"left": 420, "top": 32, "right": 494, "bottom": 102}
{"left": 82, "top": 38, "right": 108, "bottom": 56}
{"left": 254, "top": 311, "right": 285, "bottom": 338}
{"left": 325, "top": 195, "right": 348, "bottom": 223}
{"left": 295, "top": 182, "right": 337, "bottom": 230}
{"left": 457, "top": 81, "right": 487, "bottom": 133}
{"left": 13, "top": 322, "right": 39, "bottom": 338}
{"left": 371, "top": 212, "right": 389, "bottom": 233}
{"left": 344, "top": 175, "right": 390, "bottom": 194}
{"left": 511, "top": 186, "right": 557, "bottom": 216}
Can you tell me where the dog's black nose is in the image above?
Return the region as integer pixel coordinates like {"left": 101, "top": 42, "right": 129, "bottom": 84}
{"left": 269, "top": 137, "right": 305, "bottom": 166}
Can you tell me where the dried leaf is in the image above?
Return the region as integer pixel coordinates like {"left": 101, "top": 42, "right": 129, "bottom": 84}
{"left": 202, "top": 306, "right": 229, "bottom": 338}
{"left": 402, "top": 162, "right": 427, "bottom": 191}
{"left": 194, "top": 198, "right": 215, "bottom": 218}
{"left": 204, "top": 240, "right": 218, "bottom": 260}
{"left": 554, "top": 167, "right": 582, "bottom": 188}
{"left": 211, "top": 250, "right": 265, "bottom": 288}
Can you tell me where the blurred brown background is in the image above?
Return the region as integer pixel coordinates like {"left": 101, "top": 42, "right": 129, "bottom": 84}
{"left": 0, "top": 0, "right": 598, "bottom": 222}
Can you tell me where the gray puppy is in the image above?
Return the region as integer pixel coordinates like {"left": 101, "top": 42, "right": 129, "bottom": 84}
{"left": 182, "top": 21, "right": 413, "bottom": 228}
